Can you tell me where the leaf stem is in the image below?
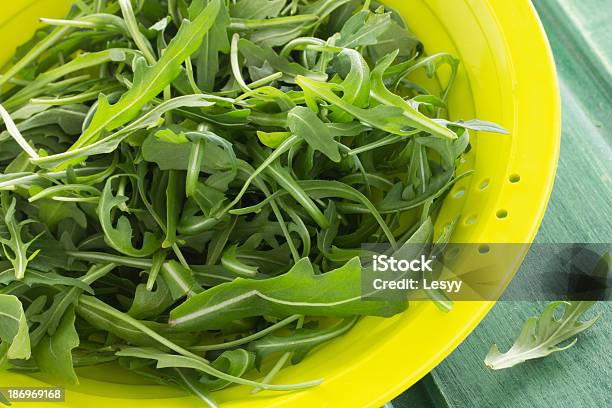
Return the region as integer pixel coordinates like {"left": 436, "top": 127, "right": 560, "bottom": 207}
{"left": 0, "top": 104, "right": 39, "bottom": 160}
{"left": 0, "top": 25, "right": 72, "bottom": 89}
{"left": 229, "top": 15, "right": 318, "bottom": 30}
{"left": 230, "top": 34, "right": 251, "bottom": 93}
{"left": 119, "top": 0, "right": 156, "bottom": 64}
{"left": 221, "top": 135, "right": 300, "bottom": 214}
{"left": 190, "top": 315, "right": 302, "bottom": 352}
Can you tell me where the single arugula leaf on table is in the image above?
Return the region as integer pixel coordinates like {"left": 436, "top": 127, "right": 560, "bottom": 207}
{"left": 485, "top": 301, "right": 600, "bottom": 370}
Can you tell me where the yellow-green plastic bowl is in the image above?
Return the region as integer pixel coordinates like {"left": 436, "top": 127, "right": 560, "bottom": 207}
{"left": 0, "top": 0, "right": 560, "bottom": 407}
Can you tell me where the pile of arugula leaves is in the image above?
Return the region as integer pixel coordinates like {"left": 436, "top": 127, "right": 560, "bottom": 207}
{"left": 0, "top": 0, "right": 506, "bottom": 405}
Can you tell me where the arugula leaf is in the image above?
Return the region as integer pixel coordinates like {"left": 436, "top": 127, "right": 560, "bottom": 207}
{"left": 0, "top": 104, "right": 40, "bottom": 162}
{"left": 32, "top": 95, "right": 217, "bottom": 169}
{"left": 33, "top": 306, "right": 80, "bottom": 385}
{"left": 116, "top": 346, "right": 318, "bottom": 391}
{"left": 301, "top": 0, "right": 353, "bottom": 20}
{"left": 238, "top": 38, "right": 326, "bottom": 83}
{"left": 199, "top": 349, "right": 254, "bottom": 391}
{"left": 0, "top": 23, "right": 71, "bottom": 89}
{"left": 128, "top": 276, "right": 174, "bottom": 319}
{"left": 287, "top": 106, "right": 341, "bottom": 162}
{"left": 485, "top": 301, "right": 599, "bottom": 370}
{"left": 297, "top": 75, "right": 422, "bottom": 137}
{"left": 173, "top": 368, "right": 218, "bottom": 408}
{"left": 0, "top": 105, "right": 88, "bottom": 139}
{"left": 249, "top": 316, "right": 358, "bottom": 365}
{"left": 29, "top": 264, "right": 116, "bottom": 347}
{"left": 229, "top": 0, "right": 286, "bottom": 19}
{"left": 169, "top": 257, "right": 404, "bottom": 331}
{"left": 369, "top": 51, "right": 457, "bottom": 140}
{"left": 220, "top": 244, "right": 259, "bottom": 277}
{"left": 0, "top": 295, "right": 30, "bottom": 360}
{"left": 0, "top": 193, "right": 40, "bottom": 280}
{"left": 256, "top": 130, "right": 291, "bottom": 148}
{"left": 438, "top": 119, "right": 509, "bottom": 135}
{"left": 36, "top": 199, "right": 87, "bottom": 230}
{"left": 0, "top": 269, "right": 92, "bottom": 293}
{"left": 142, "top": 127, "right": 235, "bottom": 173}
{"left": 329, "top": 49, "right": 371, "bottom": 122}
{"left": 75, "top": 296, "right": 164, "bottom": 348}
{"left": 68, "top": 0, "right": 222, "bottom": 152}
{"left": 193, "top": 0, "right": 231, "bottom": 92}
{"left": 365, "top": 19, "right": 420, "bottom": 62}
{"left": 337, "top": 9, "right": 392, "bottom": 49}
{"left": 162, "top": 170, "right": 183, "bottom": 248}
{"left": 4, "top": 49, "right": 128, "bottom": 110}
{"left": 160, "top": 260, "right": 200, "bottom": 299}
{"left": 97, "top": 176, "right": 161, "bottom": 257}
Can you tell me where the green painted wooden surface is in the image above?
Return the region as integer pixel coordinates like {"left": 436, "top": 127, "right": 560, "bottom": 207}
{"left": 391, "top": 0, "right": 612, "bottom": 406}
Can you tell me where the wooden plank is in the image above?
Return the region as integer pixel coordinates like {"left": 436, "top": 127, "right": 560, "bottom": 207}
{"left": 391, "top": 0, "right": 612, "bottom": 406}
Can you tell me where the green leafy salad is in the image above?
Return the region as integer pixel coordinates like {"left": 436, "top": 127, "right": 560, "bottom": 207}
{"left": 0, "top": 0, "right": 507, "bottom": 405}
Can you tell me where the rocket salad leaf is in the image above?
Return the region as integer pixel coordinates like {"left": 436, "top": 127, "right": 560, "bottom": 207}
{"left": 485, "top": 301, "right": 599, "bottom": 370}
{"left": 33, "top": 306, "right": 80, "bottom": 385}
{"left": 169, "top": 257, "right": 404, "bottom": 331}
{"left": 0, "top": 295, "right": 30, "bottom": 360}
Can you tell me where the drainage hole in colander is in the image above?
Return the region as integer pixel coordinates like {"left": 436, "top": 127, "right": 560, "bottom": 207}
{"left": 509, "top": 173, "right": 521, "bottom": 183}
{"left": 496, "top": 209, "right": 508, "bottom": 219}
{"left": 478, "top": 178, "right": 490, "bottom": 190}
{"left": 478, "top": 244, "right": 490, "bottom": 254}
{"left": 453, "top": 187, "right": 466, "bottom": 198}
